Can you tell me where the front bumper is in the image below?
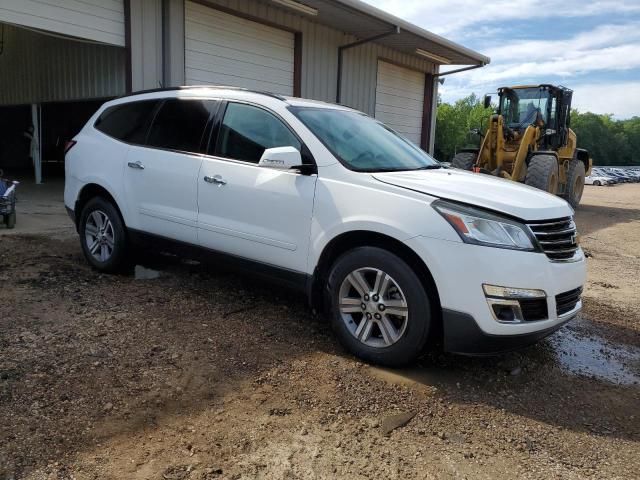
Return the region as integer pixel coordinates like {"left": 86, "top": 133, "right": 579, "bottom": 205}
{"left": 405, "top": 235, "right": 586, "bottom": 352}
{"left": 442, "top": 306, "right": 578, "bottom": 355}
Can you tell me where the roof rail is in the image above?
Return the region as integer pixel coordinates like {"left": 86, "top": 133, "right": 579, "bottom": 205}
{"left": 117, "top": 85, "right": 288, "bottom": 101}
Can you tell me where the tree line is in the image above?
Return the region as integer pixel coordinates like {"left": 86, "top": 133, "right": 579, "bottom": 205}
{"left": 434, "top": 94, "right": 640, "bottom": 166}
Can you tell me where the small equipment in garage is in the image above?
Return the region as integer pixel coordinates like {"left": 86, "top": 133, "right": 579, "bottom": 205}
{"left": 452, "top": 85, "right": 592, "bottom": 207}
{"left": 0, "top": 171, "right": 18, "bottom": 229}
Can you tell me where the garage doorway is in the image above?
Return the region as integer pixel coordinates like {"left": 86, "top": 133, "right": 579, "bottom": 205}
{"left": 0, "top": 22, "right": 125, "bottom": 182}
{"left": 375, "top": 61, "right": 426, "bottom": 146}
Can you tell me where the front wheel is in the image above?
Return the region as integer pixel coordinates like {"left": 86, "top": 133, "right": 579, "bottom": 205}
{"left": 525, "top": 154, "right": 559, "bottom": 195}
{"left": 593, "top": 180, "right": 601, "bottom": 186}
{"left": 326, "top": 247, "right": 432, "bottom": 366}
{"left": 79, "top": 197, "right": 128, "bottom": 273}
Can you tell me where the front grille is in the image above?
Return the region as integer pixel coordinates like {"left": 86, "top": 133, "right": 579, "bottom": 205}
{"left": 556, "top": 287, "right": 583, "bottom": 316}
{"left": 519, "top": 298, "right": 548, "bottom": 321}
{"left": 527, "top": 217, "right": 579, "bottom": 261}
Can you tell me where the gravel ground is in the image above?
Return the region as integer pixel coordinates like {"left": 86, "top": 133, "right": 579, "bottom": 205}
{"left": 1, "top": 184, "right": 639, "bottom": 480}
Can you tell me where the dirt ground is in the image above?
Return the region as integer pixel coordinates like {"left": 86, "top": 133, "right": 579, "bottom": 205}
{"left": 1, "top": 183, "right": 639, "bottom": 480}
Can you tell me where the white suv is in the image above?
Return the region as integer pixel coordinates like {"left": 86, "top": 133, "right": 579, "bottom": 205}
{"left": 65, "top": 87, "right": 586, "bottom": 366}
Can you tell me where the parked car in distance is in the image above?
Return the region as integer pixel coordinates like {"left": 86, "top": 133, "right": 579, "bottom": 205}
{"left": 585, "top": 175, "right": 614, "bottom": 186}
{"left": 64, "top": 86, "right": 586, "bottom": 366}
{"left": 602, "top": 169, "right": 633, "bottom": 183}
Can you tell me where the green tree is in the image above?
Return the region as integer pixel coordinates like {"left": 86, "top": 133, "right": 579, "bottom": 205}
{"left": 434, "top": 94, "right": 492, "bottom": 162}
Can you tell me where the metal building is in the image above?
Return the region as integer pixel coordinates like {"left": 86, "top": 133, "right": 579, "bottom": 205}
{"left": 0, "top": 0, "right": 488, "bottom": 182}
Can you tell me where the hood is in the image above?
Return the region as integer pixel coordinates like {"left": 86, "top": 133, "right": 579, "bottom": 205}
{"left": 373, "top": 168, "right": 573, "bottom": 221}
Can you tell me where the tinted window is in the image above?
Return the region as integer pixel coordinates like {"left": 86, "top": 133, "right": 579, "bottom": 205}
{"left": 95, "top": 100, "right": 159, "bottom": 144}
{"left": 147, "top": 99, "right": 217, "bottom": 153}
{"left": 215, "top": 103, "right": 301, "bottom": 163}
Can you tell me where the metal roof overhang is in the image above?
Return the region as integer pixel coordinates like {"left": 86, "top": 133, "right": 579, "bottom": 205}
{"left": 262, "top": 0, "right": 490, "bottom": 66}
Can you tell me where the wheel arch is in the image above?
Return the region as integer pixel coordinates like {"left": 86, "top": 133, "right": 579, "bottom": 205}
{"left": 309, "top": 230, "right": 443, "bottom": 344}
{"left": 74, "top": 183, "right": 126, "bottom": 230}
{"left": 575, "top": 148, "right": 591, "bottom": 173}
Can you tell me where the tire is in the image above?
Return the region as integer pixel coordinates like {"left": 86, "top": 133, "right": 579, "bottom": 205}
{"left": 326, "top": 247, "right": 432, "bottom": 366}
{"left": 525, "top": 154, "right": 559, "bottom": 195}
{"left": 79, "top": 197, "right": 128, "bottom": 273}
{"left": 562, "top": 159, "right": 586, "bottom": 208}
{"left": 593, "top": 180, "right": 601, "bottom": 186}
{"left": 451, "top": 152, "right": 477, "bottom": 171}
{"left": 5, "top": 212, "right": 16, "bottom": 229}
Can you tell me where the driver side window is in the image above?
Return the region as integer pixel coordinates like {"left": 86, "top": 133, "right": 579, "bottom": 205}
{"left": 214, "top": 103, "right": 301, "bottom": 164}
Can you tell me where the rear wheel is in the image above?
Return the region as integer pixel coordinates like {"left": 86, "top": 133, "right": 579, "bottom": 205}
{"left": 451, "top": 152, "right": 477, "bottom": 171}
{"left": 593, "top": 180, "right": 601, "bottom": 186}
{"left": 79, "top": 197, "right": 128, "bottom": 273}
{"left": 5, "top": 212, "right": 15, "bottom": 229}
{"left": 562, "top": 159, "right": 586, "bottom": 207}
{"left": 525, "top": 154, "right": 559, "bottom": 195}
{"left": 326, "top": 247, "right": 432, "bottom": 366}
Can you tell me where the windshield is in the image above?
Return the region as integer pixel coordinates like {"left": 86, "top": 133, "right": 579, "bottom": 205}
{"left": 500, "top": 87, "right": 551, "bottom": 128}
{"left": 289, "top": 107, "right": 440, "bottom": 172}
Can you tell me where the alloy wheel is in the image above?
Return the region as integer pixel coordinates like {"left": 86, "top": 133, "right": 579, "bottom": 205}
{"left": 338, "top": 267, "right": 409, "bottom": 348}
{"left": 84, "top": 210, "right": 115, "bottom": 262}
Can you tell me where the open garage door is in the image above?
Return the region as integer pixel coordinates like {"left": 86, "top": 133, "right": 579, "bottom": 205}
{"left": 375, "top": 61, "right": 426, "bottom": 146}
{"left": 0, "top": 22, "right": 125, "bottom": 183}
{"left": 0, "top": 0, "right": 125, "bottom": 46}
{"left": 185, "top": 1, "right": 295, "bottom": 96}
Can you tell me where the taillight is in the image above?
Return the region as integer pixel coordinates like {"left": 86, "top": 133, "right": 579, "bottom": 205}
{"left": 64, "top": 140, "right": 77, "bottom": 154}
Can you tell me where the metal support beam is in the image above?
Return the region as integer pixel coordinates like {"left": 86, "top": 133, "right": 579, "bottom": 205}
{"left": 336, "top": 27, "right": 400, "bottom": 103}
{"left": 435, "top": 63, "right": 485, "bottom": 77}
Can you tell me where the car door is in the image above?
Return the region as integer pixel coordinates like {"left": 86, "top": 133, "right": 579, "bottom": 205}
{"left": 197, "top": 101, "right": 317, "bottom": 273}
{"left": 123, "top": 98, "right": 218, "bottom": 244}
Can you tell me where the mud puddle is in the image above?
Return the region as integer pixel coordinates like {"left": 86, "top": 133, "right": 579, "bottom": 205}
{"left": 549, "top": 327, "right": 640, "bottom": 385}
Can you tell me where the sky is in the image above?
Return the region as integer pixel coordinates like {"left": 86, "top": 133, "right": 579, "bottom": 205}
{"left": 362, "top": 0, "right": 640, "bottom": 119}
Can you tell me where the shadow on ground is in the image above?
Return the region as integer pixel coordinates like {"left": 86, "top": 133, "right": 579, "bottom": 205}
{"left": 1, "top": 235, "right": 639, "bottom": 478}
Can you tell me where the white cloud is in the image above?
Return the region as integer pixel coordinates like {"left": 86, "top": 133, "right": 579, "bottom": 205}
{"left": 572, "top": 82, "right": 640, "bottom": 118}
{"left": 362, "top": 1, "right": 640, "bottom": 117}
{"left": 362, "top": 0, "right": 640, "bottom": 38}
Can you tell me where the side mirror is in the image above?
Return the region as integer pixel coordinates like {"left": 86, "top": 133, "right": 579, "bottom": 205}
{"left": 483, "top": 95, "right": 492, "bottom": 109}
{"left": 258, "top": 146, "right": 302, "bottom": 170}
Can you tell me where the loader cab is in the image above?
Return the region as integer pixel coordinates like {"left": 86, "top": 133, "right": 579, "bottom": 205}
{"left": 497, "top": 85, "right": 573, "bottom": 149}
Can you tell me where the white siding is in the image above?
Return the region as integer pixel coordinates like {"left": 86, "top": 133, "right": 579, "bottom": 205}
{"left": 174, "top": 0, "right": 435, "bottom": 115}
{"left": 184, "top": 1, "right": 295, "bottom": 95}
{"left": 0, "top": 0, "right": 125, "bottom": 46}
{"left": 375, "top": 61, "right": 425, "bottom": 145}
{"left": 0, "top": 23, "right": 126, "bottom": 105}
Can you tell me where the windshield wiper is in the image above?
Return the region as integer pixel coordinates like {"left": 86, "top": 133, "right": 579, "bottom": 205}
{"left": 412, "top": 165, "right": 442, "bottom": 170}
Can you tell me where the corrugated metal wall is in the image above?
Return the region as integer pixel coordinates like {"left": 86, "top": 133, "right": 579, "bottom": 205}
{"left": 130, "top": 0, "right": 164, "bottom": 91}
{"left": 0, "top": 0, "right": 125, "bottom": 46}
{"left": 169, "top": 0, "right": 435, "bottom": 116}
{"left": 0, "top": 24, "right": 126, "bottom": 105}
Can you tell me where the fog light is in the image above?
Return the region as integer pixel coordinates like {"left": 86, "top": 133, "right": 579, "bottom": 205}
{"left": 487, "top": 298, "right": 523, "bottom": 323}
{"left": 483, "top": 284, "right": 546, "bottom": 299}
{"left": 491, "top": 303, "right": 518, "bottom": 322}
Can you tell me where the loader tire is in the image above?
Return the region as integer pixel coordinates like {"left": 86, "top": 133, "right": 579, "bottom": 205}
{"left": 525, "top": 154, "right": 559, "bottom": 195}
{"left": 451, "top": 152, "right": 477, "bottom": 171}
{"left": 562, "top": 159, "right": 585, "bottom": 208}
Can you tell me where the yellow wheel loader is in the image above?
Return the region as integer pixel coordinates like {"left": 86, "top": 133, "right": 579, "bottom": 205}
{"left": 452, "top": 85, "right": 592, "bottom": 207}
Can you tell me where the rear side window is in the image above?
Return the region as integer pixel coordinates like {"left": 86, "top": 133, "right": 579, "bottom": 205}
{"left": 94, "top": 100, "right": 159, "bottom": 144}
{"left": 214, "top": 102, "right": 301, "bottom": 163}
{"left": 147, "top": 99, "right": 217, "bottom": 153}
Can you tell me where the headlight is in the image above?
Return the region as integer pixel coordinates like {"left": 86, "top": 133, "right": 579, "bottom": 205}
{"left": 432, "top": 200, "right": 536, "bottom": 251}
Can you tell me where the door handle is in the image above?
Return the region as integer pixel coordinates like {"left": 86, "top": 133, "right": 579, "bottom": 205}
{"left": 204, "top": 175, "right": 227, "bottom": 186}
{"left": 127, "top": 161, "right": 144, "bottom": 170}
